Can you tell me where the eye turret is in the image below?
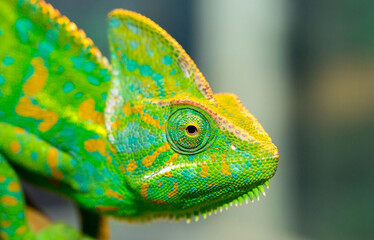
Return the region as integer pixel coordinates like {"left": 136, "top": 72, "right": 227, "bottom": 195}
{"left": 166, "top": 106, "right": 215, "bottom": 155}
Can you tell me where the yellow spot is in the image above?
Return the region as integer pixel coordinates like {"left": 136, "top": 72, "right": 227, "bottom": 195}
{"left": 167, "top": 182, "right": 179, "bottom": 198}
{"left": 23, "top": 57, "right": 48, "bottom": 96}
{"left": 210, "top": 154, "right": 216, "bottom": 162}
{"left": 142, "top": 143, "right": 171, "bottom": 167}
{"left": 165, "top": 153, "right": 179, "bottom": 165}
{"left": 126, "top": 160, "right": 137, "bottom": 172}
{"left": 47, "top": 148, "right": 63, "bottom": 180}
{"left": 10, "top": 141, "right": 21, "bottom": 154}
{"left": 84, "top": 138, "right": 106, "bottom": 156}
{"left": 200, "top": 163, "right": 209, "bottom": 178}
{"left": 15, "top": 97, "right": 59, "bottom": 132}
{"left": 105, "top": 189, "right": 124, "bottom": 200}
{"left": 16, "top": 226, "right": 27, "bottom": 235}
{"left": 1, "top": 196, "right": 18, "bottom": 206}
{"left": 221, "top": 161, "right": 231, "bottom": 176}
{"left": 0, "top": 232, "right": 8, "bottom": 239}
{"left": 95, "top": 206, "right": 119, "bottom": 212}
{"left": 79, "top": 98, "right": 105, "bottom": 125}
{"left": 8, "top": 182, "right": 20, "bottom": 192}
{"left": 140, "top": 183, "right": 149, "bottom": 199}
{"left": 0, "top": 176, "right": 5, "bottom": 183}
{"left": 14, "top": 127, "right": 25, "bottom": 134}
{"left": 163, "top": 171, "right": 172, "bottom": 178}
{"left": 0, "top": 221, "right": 11, "bottom": 228}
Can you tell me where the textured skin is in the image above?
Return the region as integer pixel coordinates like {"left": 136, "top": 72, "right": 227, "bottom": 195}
{"left": 0, "top": 0, "right": 279, "bottom": 239}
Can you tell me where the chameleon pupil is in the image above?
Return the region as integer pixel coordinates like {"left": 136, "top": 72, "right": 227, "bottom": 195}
{"left": 186, "top": 125, "right": 198, "bottom": 136}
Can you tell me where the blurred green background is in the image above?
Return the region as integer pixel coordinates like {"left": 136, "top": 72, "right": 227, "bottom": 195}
{"left": 26, "top": 0, "right": 374, "bottom": 239}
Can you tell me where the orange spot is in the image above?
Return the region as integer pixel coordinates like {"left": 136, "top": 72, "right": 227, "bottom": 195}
{"left": 210, "top": 154, "right": 216, "bottom": 162}
{"left": 8, "top": 182, "right": 20, "bottom": 192}
{"left": 221, "top": 161, "right": 231, "bottom": 176}
{"left": 142, "top": 143, "right": 171, "bottom": 167}
{"left": 141, "top": 112, "right": 165, "bottom": 130}
{"left": 151, "top": 199, "right": 165, "bottom": 204}
{"left": 14, "top": 127, "right": 25, "bottom": 134}
{"left": 120, "top": 165, "right": 126, "bottom": 174}
{"left": 140, "top": 183, "right": 149, "bottom": 199}
{"left": 200, "top": 163, "right": 209, "bottom": 178}
{"left": 0, "top": 176, "right": 5, "bottom": 183}
{"left": 108, "top": 143, "right": 117, "bottom": 154}
{"left": 112, "top": 120, "right": 121, "bottom": 130}
{"left": 1, "top": 196, "right": 17, "bottom": 206}
{"left": 221, "top": 153, "right": 227, "bottom": 161}
{"left": 126, "top": 160, "right": 137, "bottom": 172}
{"left": 105, "top": 189, "right": 124, "bottom": 200}
{"left": 47, "top": 148, "right": 63, "bottom": 180}
{"left": 106, "top": 154, "right": 112, "bottom": 164}
{"left": 79, "top": 98, "right": 105, "bottom": 125}
{"left": 163, "top": 171, "right": 172, "bottom": 178}
{"left": 84, "top": 138, "right": 106, "bottom": 156}
{"left": 95, "top": 205, "right": 119, "bottom": 212}
{"left": 16, "top": 226, "right": 27, "bottom": 235}
{"left": 10, "top": 141, "right": 21, "bottom": 154}
{"left": 165, "top": 153, "right": 179, "bottom": 165}
{"left": 23, "top": 57, "right": 48, "bottom": 96}
{"left": 0, "top": 221, "right": 11, "bottom": 228}
{"left": 167, "top": 182, "right": 179, "bottom": 198}
{"left": 122, "top": 102, "right": 132, "bottom": 116}
{"left": 15, "top": 97, "right": 59, "bottom": 132}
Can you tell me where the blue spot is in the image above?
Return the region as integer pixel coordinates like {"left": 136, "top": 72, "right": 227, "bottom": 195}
{"left": 75, "top": 92, "right": 83, "bottom": 98}
{"left": 162, "top": 55, "right": 172, "bottom": 66}
{"left": 71, "top": 56, "right": 84, "bottom": 69}
{"left": 15, "top": 18, "right": 33, "bottom": 42}
{"left": 63, "top": 82, "right": 74, "bottom": 93}
{"left": 95, "top": 186, "right": 104, "bottom": 195}
{"left": 3, "top": 56, "right": 14, "bottom": 66}
{"left": 255, "top": 171, "right": 261, "bottom": 177}
{"left": 175, "top": 82, "right": 180, "bottom": 87}
{"left": 139, "top": 65, "right": 152, "bottom": 76}
{"left": 87, "top": 76, "right": 100, "bottom": 86}
{"left": 100, "top": 69, "right": 111, "bottom": 81}
{"left": 38, "top": 41, "right": 54, "bottom": 58}
{"left": 83, "top": 61, "right": 96, "bottom": 73}
{"left": 18, "top": 212, "right": 24, "bottom": 219}
{"left": 0, "top": 29, "right": 2, "bottom": 36}
{"left": 182, "top": 169, "right": 190, "bottom": 180}
{"left": 126, "top": 59, "right": 138, "bottom": 72}
{"left": 146, "top": 48, "right": 154, "bottom": 57}
{"left": 58, "top": 66, "right": 64, "bottom": 72}
{"left": 0, "top": 75, "right": 5, "bottom": 86}
{"left": 101, "top": 93, "right": 107, "bottom": 100}
{"left": 0, "top": 111, "right": 4, "bottom": 118}
{"left": 170, "top": 68, "right": 177, "bottom": 75}
{"left": 117, "top": 122, "right": 157, "bottom": 154}
{"left": 31, "top": 152, "right": 38, "bottom": 161}
{"left": 151, "top": 73, "right": 163, "bottom": 81}
{"left": 109, "top": 17, "right": 121, "bottom": 28}
{"left": 64, "top": 44, "right": 71, "bottom": 50}
{"left": 46, "top": 29, "right": 58, "bottom": 42}
{"left": 130, "top": 40, "right": 139, "bottom": 50}
{"left": 127, "top": 20, "right": 141, "bottom": 34}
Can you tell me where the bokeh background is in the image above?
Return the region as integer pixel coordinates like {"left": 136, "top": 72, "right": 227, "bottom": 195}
{"left": 26, "top": 0, "right": 374, "bottom": 239}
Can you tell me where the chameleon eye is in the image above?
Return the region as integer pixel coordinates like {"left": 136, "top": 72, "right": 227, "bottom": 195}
{"left": 167, "top": 107, "right": 215, "bottom": 154}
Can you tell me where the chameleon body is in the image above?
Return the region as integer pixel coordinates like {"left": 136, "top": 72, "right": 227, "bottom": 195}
{"left": 0, "top": 0, "right": 279, "bottom": 239}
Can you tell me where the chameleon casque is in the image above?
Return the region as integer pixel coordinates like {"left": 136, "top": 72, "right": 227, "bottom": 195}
{"left": 0, "top": 0, "right": 279, "bottom": 239}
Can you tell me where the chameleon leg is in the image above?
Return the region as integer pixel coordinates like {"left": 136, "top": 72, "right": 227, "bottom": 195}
{"left": 0, "top": 152, "right": 34, "bottom": 240}
{"left": 79, "top": 207, "right": 110, "bottom": 240}
{"left": 0, "top": 123, "right": 94, "bottom": 240}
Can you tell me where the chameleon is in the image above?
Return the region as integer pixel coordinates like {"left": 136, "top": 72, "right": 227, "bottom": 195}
{"left": 0, "top": 0, "right": 279, "bottom": 239}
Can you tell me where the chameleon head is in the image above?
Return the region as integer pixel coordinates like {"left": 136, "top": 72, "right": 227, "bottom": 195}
{"left": 105, "top": 9, "right": 279, "bottom": 221}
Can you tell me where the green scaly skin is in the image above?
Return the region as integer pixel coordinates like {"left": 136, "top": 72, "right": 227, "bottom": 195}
{"left": 0, "top": 0, "right": 279, "bottom": 239}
